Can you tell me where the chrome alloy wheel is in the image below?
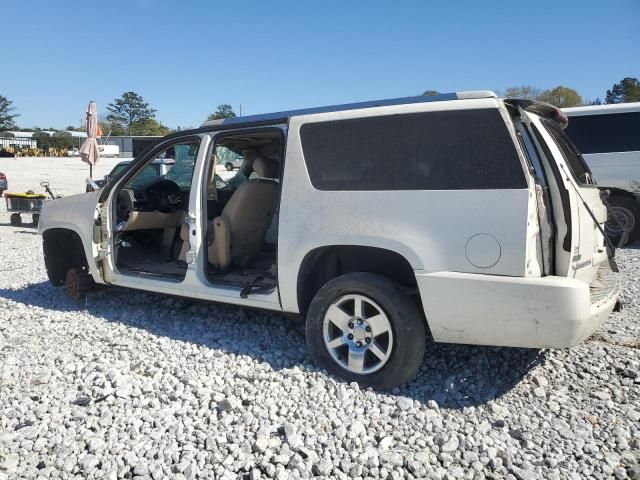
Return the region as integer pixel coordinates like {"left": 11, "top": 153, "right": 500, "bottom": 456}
{"left": 322, "top": 294, "right": 393, "bottom": 374}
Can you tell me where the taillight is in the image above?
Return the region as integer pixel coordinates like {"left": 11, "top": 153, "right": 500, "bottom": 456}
{"left": 0, "top": 173, "right": 5, "bottom": 179}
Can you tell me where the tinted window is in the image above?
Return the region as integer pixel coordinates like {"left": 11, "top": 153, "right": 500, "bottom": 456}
{"left": 564, "top": 112, "right": 640, "bottom": 154}
{"left": 542, "top": 120, "right": 593, "bottom": 185}
{"left": 300, "top": 109, "right": 527, "bottom": 190}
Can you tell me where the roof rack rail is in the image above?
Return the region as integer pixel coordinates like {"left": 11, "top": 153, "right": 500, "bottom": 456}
{"left": 201, "top": 91, "right": 498, "bottom": 127}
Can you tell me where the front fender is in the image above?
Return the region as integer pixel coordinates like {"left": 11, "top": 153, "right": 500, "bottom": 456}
{"left": 39, "top": 191, "right": 103, "bottom": 281}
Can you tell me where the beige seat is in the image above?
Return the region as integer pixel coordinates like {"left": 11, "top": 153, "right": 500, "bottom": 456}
{"left": 208, "top": 156, "right": 280, "bottom": 269}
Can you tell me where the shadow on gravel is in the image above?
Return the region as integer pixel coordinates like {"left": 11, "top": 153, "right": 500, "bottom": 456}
{"left": 622, "top": 241, "right": 640, "bottom": 250}
{"left": 0, "top": 281, "right": 546, "bottom": 408}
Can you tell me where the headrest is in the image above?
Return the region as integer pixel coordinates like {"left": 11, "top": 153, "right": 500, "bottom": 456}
{"left": 242, "top": 149, "right": 258, "bottom": 163}
{"left": 253, "top": 156, "right": 279, "bottom": 179}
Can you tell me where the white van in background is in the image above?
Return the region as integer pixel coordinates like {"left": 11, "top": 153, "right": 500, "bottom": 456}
{"left": 563, "top": 102, "right": 640, "bottom": 244}
{"left": 98, "top": 144, "right": 120, "bottom": 157}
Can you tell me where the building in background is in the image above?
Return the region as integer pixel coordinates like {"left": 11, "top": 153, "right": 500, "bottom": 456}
{"left": 0, "top": 131, "right": 45, "bottom": 148}
{"left": 0, "top": 130, "right": 87, "bottom": 149}
{"left": 0, "top": 131, "right": 162, "bottom": 158}
{"left": 100, "top": 135, "right": 162, "bottom": 158}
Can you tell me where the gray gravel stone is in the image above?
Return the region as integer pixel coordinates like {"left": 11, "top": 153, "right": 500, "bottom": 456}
{"left": 397, "top": 397, "right": 413, "bottom": 410}
{"left": 0, "top": 454, "right": 18, "bottom": 472}
{"left": 440, "top": 436, "right": 460, "bottom": 453}
{"left": 379, "top": 450, "right": 404, "bottom": 468}
{"left": 314, "top": 460, "right": 333, "bottom": 476}
{"left": 591, "top": 390, "right": 611, "bottom": 400}
{"left": 0, "top": 207, "right": 638, "bottom": 480}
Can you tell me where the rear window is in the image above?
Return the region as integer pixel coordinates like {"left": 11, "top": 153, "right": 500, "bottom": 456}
{"left": 564, "top": 112, "right": 640, "bottom": 154}
{"left": 300, "top": 108, "right": 527, "bottom": 191}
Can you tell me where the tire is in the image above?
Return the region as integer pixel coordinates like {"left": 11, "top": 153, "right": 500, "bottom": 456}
{"left": 43, "top": 231, "right": 90, "bottom": 287}
{"left": 305, "top": 272, "right": 426, "bottom": 390}
{"left": 32, "top": 214, "right": 40, "bottom": 227}
{"left": 605, "top": 196, "right": 640, "bottom": 246}
{"left": 10, "top": 213, "right": 21, "bottom": 226}
{"left": 65, "top": 268, "right": 93, "bottom": 301}
{"left": 225, "top": 162, "right": 234, "bottom": 171}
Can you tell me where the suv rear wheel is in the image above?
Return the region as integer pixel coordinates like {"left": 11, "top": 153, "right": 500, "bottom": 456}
{"left": 305, "top": 273, "right": 426, "bottom": 389}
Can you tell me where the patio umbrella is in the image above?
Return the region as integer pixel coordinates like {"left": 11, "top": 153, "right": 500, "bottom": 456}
{"left": 79, "top": 101, "right": 100, "bottom": 177}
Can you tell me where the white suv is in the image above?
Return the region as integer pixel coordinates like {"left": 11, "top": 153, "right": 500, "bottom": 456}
{"left": 563, "top": 102, "right": 640, "bottom": 245}
{"left": 38, "top": 91, "right": 621, "bottom": 389}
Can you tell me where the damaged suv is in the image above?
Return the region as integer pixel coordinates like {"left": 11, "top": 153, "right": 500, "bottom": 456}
{"left": 38, "top": 91, "right": 621, "bottom": 389}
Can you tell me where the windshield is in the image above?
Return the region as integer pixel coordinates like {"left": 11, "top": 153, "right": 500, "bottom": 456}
{"left": 165, "top": 143, "right": 199, "bottom": 189}
{"left": 111, "top": 163, "right": 163, "bottom": 189}
{"left": 109, "top": 163, "right": 129, "bottom": 178}
{"left": 542, "top": 119, "right": 595, "bottom": 185}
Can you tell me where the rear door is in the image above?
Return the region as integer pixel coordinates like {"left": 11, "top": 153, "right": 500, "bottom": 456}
{"left": 521, "top": 110, "right": 607, "bottom": 282}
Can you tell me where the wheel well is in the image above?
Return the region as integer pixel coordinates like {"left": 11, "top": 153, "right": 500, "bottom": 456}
{"left": 296, "top": 245, "right": 418, "bottom": 315}
{"left": 42, "top": 229, "right": 89, "bottom": 286}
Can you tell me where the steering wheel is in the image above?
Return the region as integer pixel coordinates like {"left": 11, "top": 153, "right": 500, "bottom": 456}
{"left": 145, "top": 179, "right": 183, "bottom": 213}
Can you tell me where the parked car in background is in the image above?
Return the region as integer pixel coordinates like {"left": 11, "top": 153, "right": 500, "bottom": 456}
{"left": 66, "top": 148, "right": 80, "bottom": 157}
{"left": 86, "top": 158, "right": 174, "bottom": 192}
{"left": 563, "top": 102, "right": 640, "bottom": 245}
{"left": 0, "top": 172, "right": 7, "bottom": 194}
{"left": 40, "top": 92, "right": 620, "bottom": 389}
{"left": 217, "top": 148, "right": 244, "bottom": 170}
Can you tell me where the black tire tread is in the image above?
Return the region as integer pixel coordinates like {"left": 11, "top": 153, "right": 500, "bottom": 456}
{"left": 305, "top": 272, "right": 426, "bottom": 390}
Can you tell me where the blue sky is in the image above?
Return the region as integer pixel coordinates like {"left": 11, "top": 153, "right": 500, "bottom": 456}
{"left": 3, "top": 0, "right": 638, "bottom": 129}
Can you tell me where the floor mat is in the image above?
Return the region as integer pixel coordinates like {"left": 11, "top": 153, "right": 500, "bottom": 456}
{"left": 117, "top": 246, "right": 187, "bottom": 278}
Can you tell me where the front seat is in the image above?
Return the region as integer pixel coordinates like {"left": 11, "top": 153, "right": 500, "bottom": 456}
{"left": 208, "top": 156, "right": 280, "bottom": 270}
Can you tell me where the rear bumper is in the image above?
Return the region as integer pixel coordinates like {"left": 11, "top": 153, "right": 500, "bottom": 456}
{"left": 416, "top": 262, "right": 621, "bottom": 348}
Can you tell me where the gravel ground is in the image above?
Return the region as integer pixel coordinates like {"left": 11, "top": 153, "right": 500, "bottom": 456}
{"left": 0, "top": 161, "right": 639, "bottom": 479}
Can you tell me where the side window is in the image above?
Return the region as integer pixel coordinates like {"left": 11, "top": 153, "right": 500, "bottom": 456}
{"left": 300, "top": 109, "right": 527, "bottom": 190}
{"left": 565, "top": 112, "right": 640, "bottom": 154}
{"left": 125, "top": 140, "right": 200, "bottom": 190}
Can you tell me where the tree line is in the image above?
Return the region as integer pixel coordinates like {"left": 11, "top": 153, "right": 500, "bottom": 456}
{"left": 424, "top": 77, "right": 640, "bottom": 108}
{"left": 1, "top": 77, "right": 638, "bottom": 137}
{"left": 0, "top": 92, "right": 238, "bottom": 138}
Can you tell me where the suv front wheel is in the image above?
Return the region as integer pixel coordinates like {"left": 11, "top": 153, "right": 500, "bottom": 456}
{"left": 306, "top": 273, "right": 426, "bottom": 390}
